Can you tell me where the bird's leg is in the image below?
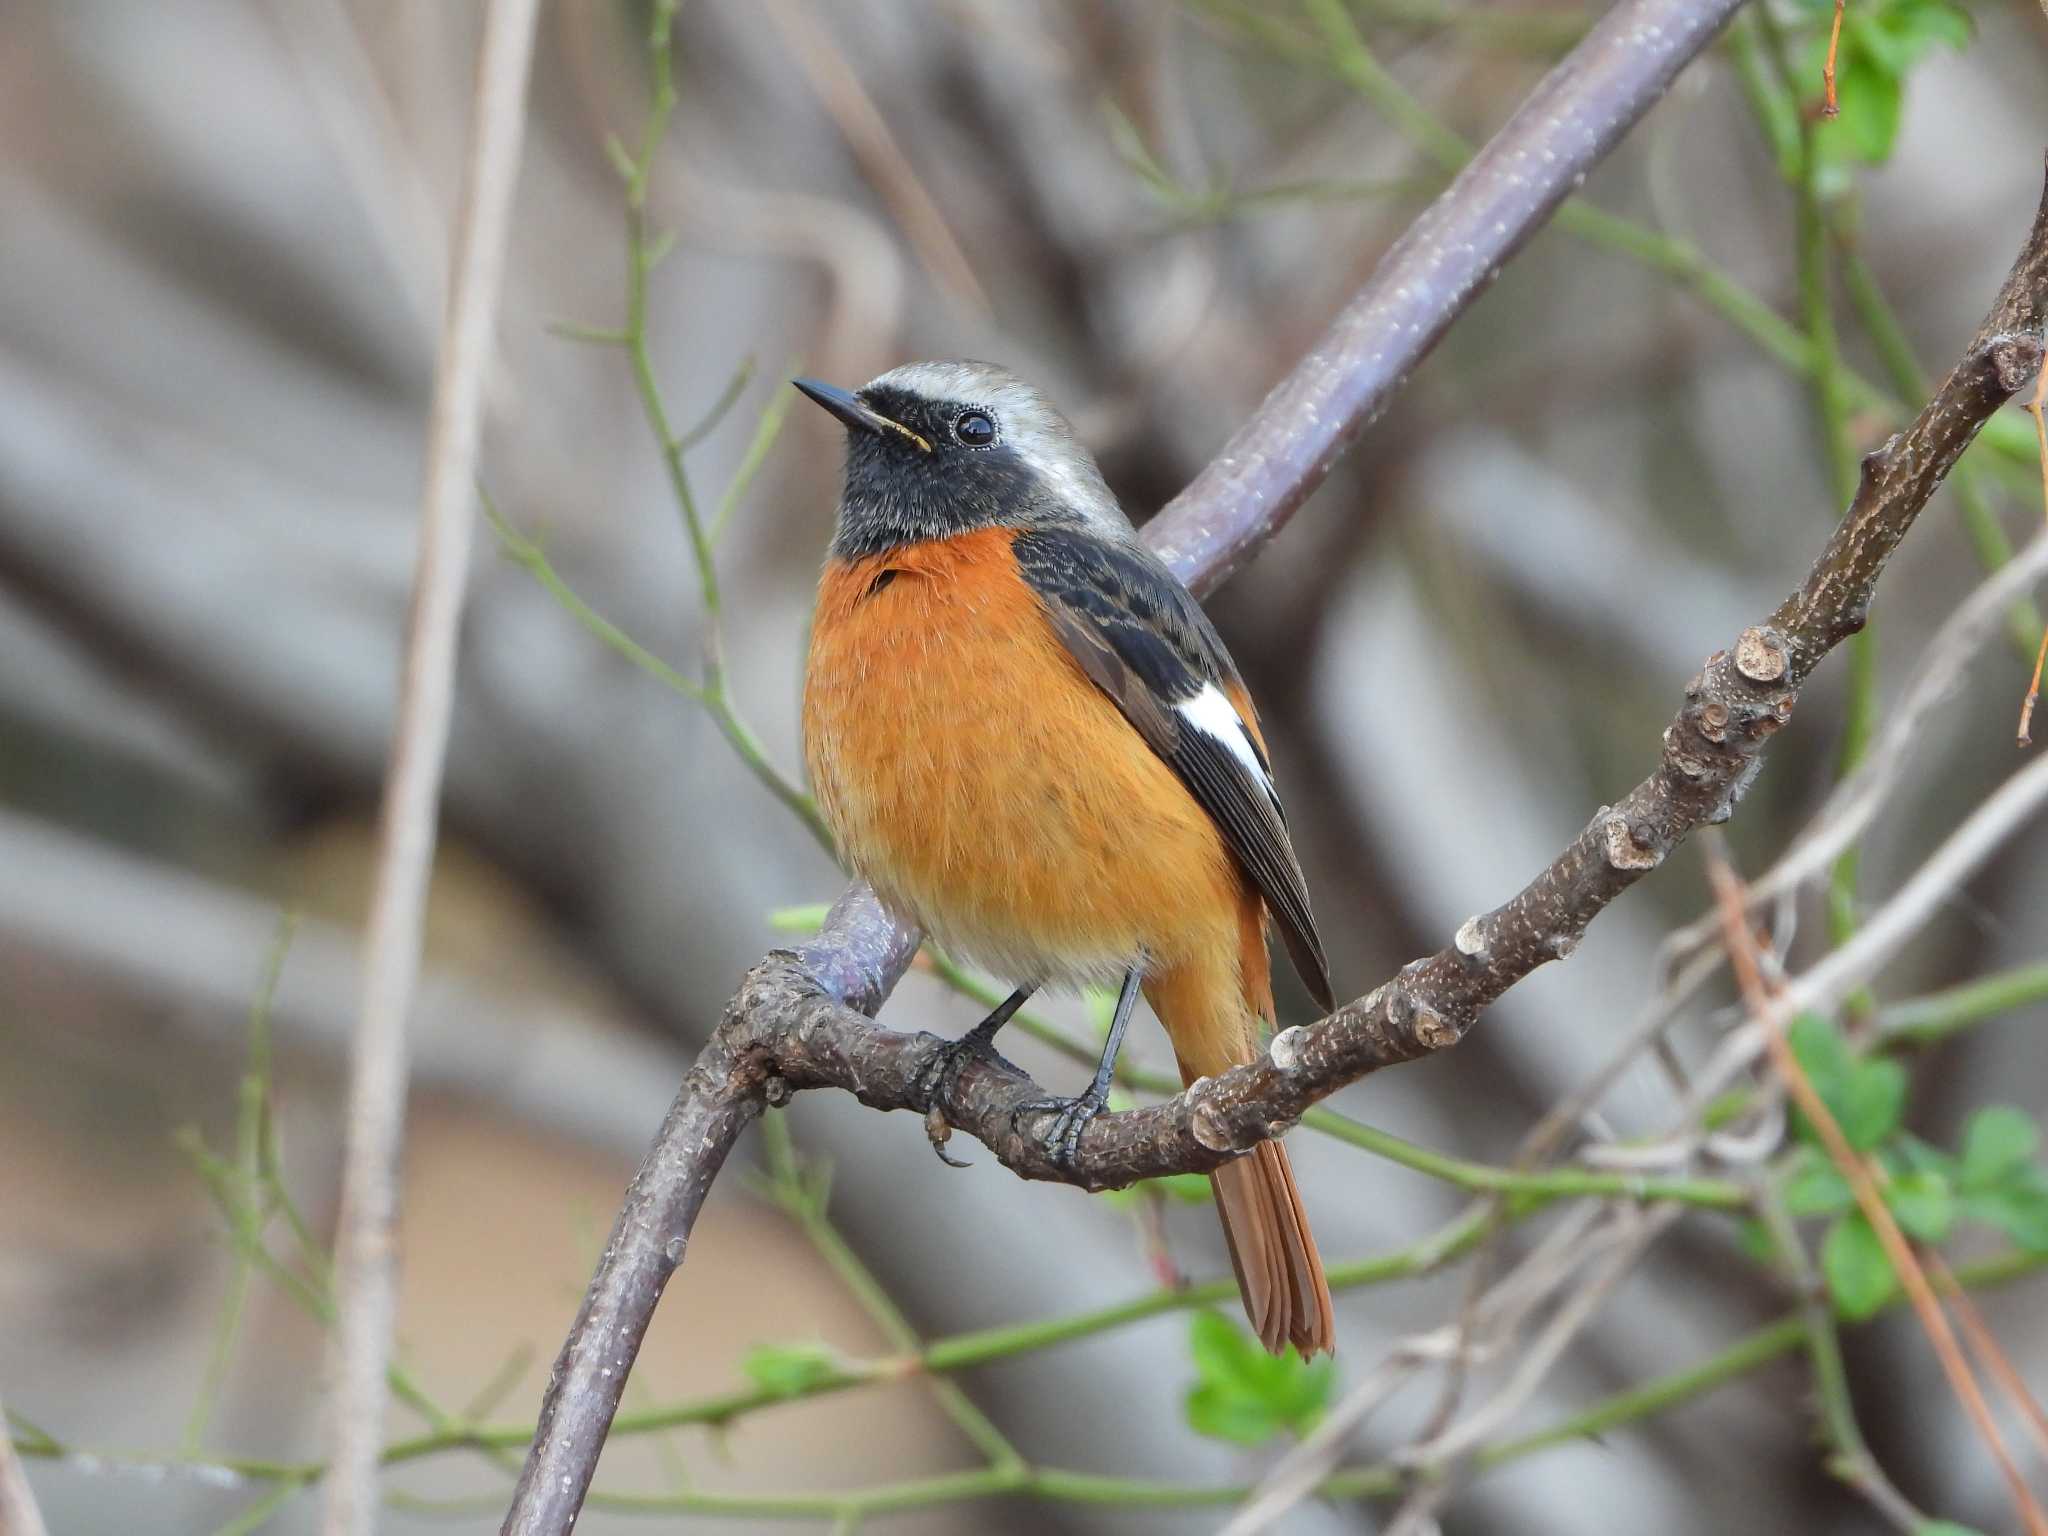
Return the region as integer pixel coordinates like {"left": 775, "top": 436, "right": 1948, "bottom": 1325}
{"left": 915, "top": 986, "right": 1035, "bottom": 1166}
{"left": 1013, "top": 965, "right": 1142, "bottom": 1173}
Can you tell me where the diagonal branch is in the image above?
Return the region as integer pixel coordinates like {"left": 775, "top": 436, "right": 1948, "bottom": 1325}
{"left": 499, "top": 8, "right": 2034, "bottom": 1532}
{"left": 715, "top": 167, "right": 2048, "bottom": 1199}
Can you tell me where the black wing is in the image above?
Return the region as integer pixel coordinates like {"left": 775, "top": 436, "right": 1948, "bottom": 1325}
{"left": 1011, "top": 527, "right": 1334, "bottom": 1011}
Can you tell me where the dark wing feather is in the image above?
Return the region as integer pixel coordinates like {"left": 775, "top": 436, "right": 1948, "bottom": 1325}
{"left": 1012, "top": 528, "right": 1334, "bottom": 1011}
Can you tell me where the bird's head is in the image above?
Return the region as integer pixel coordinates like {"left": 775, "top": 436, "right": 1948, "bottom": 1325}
{"left": 794, "top": 360, "right": 1130, "bottom": 559}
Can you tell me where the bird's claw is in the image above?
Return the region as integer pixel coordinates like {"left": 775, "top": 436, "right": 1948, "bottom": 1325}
{"left": 1011, "top": 1087, "right": 1109, "bottom": 1173}
{"left": 912, "top": 1030, "right": 1009, "bottom": 1168}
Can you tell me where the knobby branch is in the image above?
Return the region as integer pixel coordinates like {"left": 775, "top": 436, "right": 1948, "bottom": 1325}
{"left": 499, "top": 3, "right": 2045, "bottom": 1526}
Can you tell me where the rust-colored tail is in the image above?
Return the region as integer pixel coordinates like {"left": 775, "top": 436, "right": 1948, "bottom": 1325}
{"left": 1147, "top": 911, "right": 1334, "bottom": 1357}
{"left": 1210, "top": 1140, "right": 1334, "bottom": 1356}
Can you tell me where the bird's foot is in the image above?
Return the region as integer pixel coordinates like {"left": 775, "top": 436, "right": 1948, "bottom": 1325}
{"left": 912, "top": 1028, "right": 1014, "bottom": 1168}
{"left": 1011, "top": 1086, "right": 1110, "bottom": 1173}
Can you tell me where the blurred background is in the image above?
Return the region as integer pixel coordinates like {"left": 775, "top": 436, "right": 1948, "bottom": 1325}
{"left": 3, "top": 1, "right": 2047, "bottom": 1532}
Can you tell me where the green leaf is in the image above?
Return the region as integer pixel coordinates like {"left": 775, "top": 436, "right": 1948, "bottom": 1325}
{"left": 1791, "top": 1016, "right": 1907, "bottom": 1149}
{"left": 740, "top": 1340, "right": 846, "bottom": 1398}
{"left": 1823, "top": 1212, "right": 1897, "bottom": 1320}
{"left": 1837, "top": 1059, "right": 1908, "bottom": 1151}
{"left": 1831, "top": 58, "right": 1904, "bottom": 164}
{"left": 1884, "top": 1169, "right": 1954, "bottom": 1243}
{"left": 1182, "top": 1312, "right": 1335, "bottom": 1447}
{"left": 1783, "top": 1150, "right": 1855, "bottom": 1217}
{"left": 1888, "top": 1134, "right": 1957, "bottom": 1181}
{"left": 1789, "top": 1014, "right": 1853, "bottom": 1106}
{"left": 1962, "top": 1169, "right": 2048, "bottom": 1253}
{"left": 1959, "top": 1106, "right": 2039, "bottom": 1191}
{"left": 1917, "top": 1522, "right": 1992, "bottom": 1536}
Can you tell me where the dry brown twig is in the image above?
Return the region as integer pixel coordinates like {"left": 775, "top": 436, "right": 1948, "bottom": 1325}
{"left": 754, "top": 0, "right": 991, "bottom": 317}
{"left": 1705, "top": 852, "right": 2048, "bottom": 1536}
{"left": 321, "top": 2, "right": 542, "bottom": 1533}
{"left": 1822, "top": 0, "right": 1847, "bottom": 117}
{"left": 2021, "top": 358, "right": 2048, "bottom": 745}
{"left": 499, "top": 1, "right": 2048, "bottom": 1520}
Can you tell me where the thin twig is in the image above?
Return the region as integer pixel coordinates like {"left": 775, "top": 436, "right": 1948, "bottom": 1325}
{"left": 1706, "top": 853, "right": 2048, "bottom": 1536}
{"left": 1821, "top": 0, "right": 1846, "bottom": 118}
{"left": 754, "top": 0, "right": 991, "bottom": 315}
{"left": 320, "top": 2, "right": 541, "bottom": 1532}
{"left": 2021, "top": 357, "right": 2048, "bottom": 745}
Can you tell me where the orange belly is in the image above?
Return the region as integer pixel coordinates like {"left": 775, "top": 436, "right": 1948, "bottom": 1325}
{"left": 802, "top": 527, "right": 1249, "bottom": 991}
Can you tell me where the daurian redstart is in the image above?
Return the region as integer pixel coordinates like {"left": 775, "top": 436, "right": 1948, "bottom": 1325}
{"left": 797, "top": 361, "right": 1335, "bottom": 1356}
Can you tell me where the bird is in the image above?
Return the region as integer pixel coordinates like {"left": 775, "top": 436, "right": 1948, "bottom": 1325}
{"left": 796, "top": 360, "right": 1336, "bottom": 1356}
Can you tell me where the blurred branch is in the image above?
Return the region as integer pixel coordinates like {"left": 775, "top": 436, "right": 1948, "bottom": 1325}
{"left": 498, "top": 3, "right": 831, "bottom": 852}
{"left": 1211, "top": 0, "right": 2044, "bottom": 475}
{"left": 754, "top": 0, "right": 990, "bottom": 315}
{"left": 1708, "top": 852, "right": 2048, "bottom": 1532}
{"left": 0, "top": 1392, "right": 49, "bottom": 1536}
{"left": 321, "top": 2, "right": 540, "bottom": 1532}
{"left": 501, "top": 1, "right": 1764, "bottom": 1526}
{"left": 1879, "top": 964, "right": 2048, "bottom": 1048}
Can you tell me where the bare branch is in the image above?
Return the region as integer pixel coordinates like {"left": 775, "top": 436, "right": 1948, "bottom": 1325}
{"left": 503, "top": 24, "right": 2048, "bottom": 1536}
{"left": 322, "top": 3, "right": 541, "bottom": 1533}
{"left": 498, "top": 2, "right": 1769, "bottom": 1527}
{"left": 723, "top": 170, "right": 2048, "bottom": 1199}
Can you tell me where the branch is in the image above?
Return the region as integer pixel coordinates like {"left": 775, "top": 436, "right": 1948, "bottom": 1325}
{"left": 500, "top": 1, "right": 1764, "bottom": 1527}
{"left": 0, "top": 1392, "right": 49, "bottom": 1536}
{"left": 737, "top": 168, "right": 2048, "bottom": 1195}
{"left": 322, "top": 3, "right": 541, "bottom": 1533}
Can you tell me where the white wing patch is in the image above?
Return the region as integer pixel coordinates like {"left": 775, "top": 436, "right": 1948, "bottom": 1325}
{"left": 1177, "top": 683, "right": 1274, "bottom": 799}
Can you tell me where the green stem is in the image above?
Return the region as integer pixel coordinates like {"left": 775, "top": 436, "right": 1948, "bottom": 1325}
{"left": 1194, "top": 0, "right": 2041, "bottom": 474}
{"left": 1743, "top": 6, "right": 1875, "bottom": 962}
{"left": 1878, "top": 963, "right": 2048, "bottom": 1048}
{"left": 757, "top": 1114, "right": 1024, "bottom": 1471}
{"left": 20, "top": 1249, "right": 2046, "bottom": 1516}
{"left": 182, "top": 916, "right": 297, "bottom": 1457}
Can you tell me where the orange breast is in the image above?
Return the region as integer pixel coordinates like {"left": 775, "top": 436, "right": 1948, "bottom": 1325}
{"left": 802, "top": 528, "right": 1248, "bottom": 989}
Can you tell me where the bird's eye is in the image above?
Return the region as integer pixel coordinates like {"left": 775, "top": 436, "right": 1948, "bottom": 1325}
{"left": 952, "top": 409, "right": 997, "bottom": 447}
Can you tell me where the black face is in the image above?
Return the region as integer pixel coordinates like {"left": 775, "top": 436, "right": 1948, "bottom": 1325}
{"left": 826, "top": 386, "right": 1070, "bottom": 560}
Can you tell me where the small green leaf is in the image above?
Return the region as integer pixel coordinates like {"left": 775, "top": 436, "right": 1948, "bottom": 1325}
{"left": 1789, "top": 1014, "right": 1853, "bottom": 1105}
{"left": 1823, "top": 1212, "right": 1896, "bottom": 1320}
{"left": 1917, "top": 1522, "right": 1991, "bottom": 1536}
{"left": 1183, "top": 1312, "right": 1334, "bottom": 1447}
{"left": 1884, "top": 1169, "right": 1954, "bottom": 1243}
{"left": 740, "top": 1340, "right": 847, "bottom": 1398}
{"left": 1831, "top": 61, "right": 1904, "bottom": 164}
{"left": 1963, "top": 1169, "right": 2048, "bottom": 1252}
{"left": 1837, "top": 1059, "right": 1908, "bottom": 1151}
{"left": 1784, "top": 1150, "right": 1855, "bottom": 1217}
{"left": 1959, "top": 1106, "right": 2039, "bottom": 1191}
{"left": 1887, "top": 1134, "right": 1957, "bottom": 1181}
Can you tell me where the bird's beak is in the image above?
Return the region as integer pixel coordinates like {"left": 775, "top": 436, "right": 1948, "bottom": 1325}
{"left": 792, "top": 378, "right": 932, "bottom": 454}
